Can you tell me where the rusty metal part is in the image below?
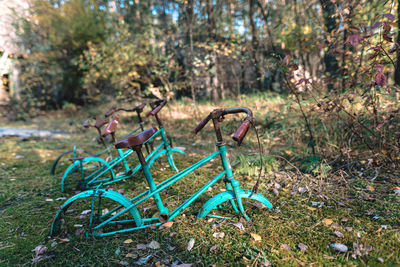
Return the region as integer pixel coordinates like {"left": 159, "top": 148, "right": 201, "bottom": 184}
{"left": 146, "top": 99, "right": 167, "bottom": 117}
{"left": 193, "top": 107, "right": 263, "bottom": 196}
{"left": 146, "top": 99, "right": 167, "bottom": 127}
{"left": 249, "top": 119, "right": 263, "bottom": 197}
{"left": 193, "top": 107, "right": 253, "bottom": 145}
{"left": 105, "top": 103, "right": 146, "bottom": 117}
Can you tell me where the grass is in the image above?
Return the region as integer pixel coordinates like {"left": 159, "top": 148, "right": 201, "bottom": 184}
{"left": 0, "top": 93, "right": 399, "bottom": 266}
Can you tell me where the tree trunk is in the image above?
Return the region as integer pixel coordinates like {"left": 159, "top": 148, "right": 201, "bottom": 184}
{"left": 184, "top": 0, "right": 197, "bottom": 110}
{"left": 395, "top": 0, "right": 400, "bottom": 85}
{"left": 320, "top": 0, "right": 339, "bottom": 90}
{"left": 207, "top": 0, "right": 219, "bottom": 103}
{"left": 249, "top": 0, "right": 263, "bottom": 90}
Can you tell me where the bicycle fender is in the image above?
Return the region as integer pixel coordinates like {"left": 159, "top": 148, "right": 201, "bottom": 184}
{"left": 171, "top": 147, "right": 185, "bottom": 155}
{"left": 50, "top": 189, "right": 142, "bottom": 236}
{"left": 197, "top": 189, "right": 273, "bottom": 219}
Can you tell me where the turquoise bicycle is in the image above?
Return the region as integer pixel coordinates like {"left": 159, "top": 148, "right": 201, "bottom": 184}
{"left": 60, "top": 99, "right": 185, "bottom": 193}
{"left": 51, "top": 106, "right": 272, "bottom": 237}
{"left": 50, "top": 103, "right": 147, "bottom": 176}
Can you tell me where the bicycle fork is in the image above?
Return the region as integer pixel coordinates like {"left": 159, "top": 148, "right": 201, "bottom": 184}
{"left": 218, "top": 144, "right": 250, "bottom": 220}
{"left": 160, "top": 127, "right": 179, "bottom": 172}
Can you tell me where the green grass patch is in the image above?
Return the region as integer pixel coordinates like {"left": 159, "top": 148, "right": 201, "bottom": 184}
{"left": 0, "top": 93, "right": 399, "bottom": 265}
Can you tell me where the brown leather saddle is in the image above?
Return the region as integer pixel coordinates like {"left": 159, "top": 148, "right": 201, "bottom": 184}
{"left": 115, "top": 127, "right": 157, "bottom": 149}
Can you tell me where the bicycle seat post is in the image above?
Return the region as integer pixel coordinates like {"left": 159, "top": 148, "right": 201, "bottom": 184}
{"left": 136, "top": 110, "right": 146, "bottom": 131}
{"left": 131, "top": 141, "right": 169, "bottom": 223}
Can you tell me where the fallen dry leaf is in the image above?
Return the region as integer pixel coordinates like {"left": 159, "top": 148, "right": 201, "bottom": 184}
{"left": 136, "top": 244, "right": 147, "bottom": 250}
{"left": 148, "top": 240, "right": 160, "bottom": 249}
{"left": 393, "top": 187, "right": 400, "bottom": 195}
{"left": 298, "top": 243, "right": 308, "bottom": 252}
{"left": 331, "top": 223, "right": 340, "bottom": 229}
{"left": 135, "top": 254, "right": 152, "bottom": 265}
{"left": 81, "top": 209, "right": 91, "bottom": 215}
{"left": 281, "top": 244, "right": 291, "bottom": 250}
{"left": 32, "top": 245, "right": 47, "bottom": 257}
{"left": 366, "top": 185, "right": 374, "bottom": 192}
{"left": 123, "top": 239, "right": 133, "bottom": 244}
{"left": 187, "top": 238, "right": 195, "bottom": 251}
{"left": 59, "top": 238, "right": 69, "bottom": 243}
{"left": 330, "top": 243, "right": 348, "bottom": 253}
{"left": 307, "top": 206, "right": 317, "bottom": 211}
{"left": 212, "top": 232, "right": 225, "bottom": 238}
{"left": 210, "top": 244, "right": 218, "bottom": 251}
{"left": 159, "top": 221, "right": 173, "bottom": 229}
{"left": 250, "top": 202, "right": 267, "bottom": 209}
{"left": 250, "top": 233, "right": 262, "bottom": 241}
{"left": 232, "top": 222, "right": 245, "bottom": 230}
{"left": 272, "top": 188, "right": 279, "bottom": 196}
{"left": 298, "top": 187, "right": 308, "bottom": 194}
{"left": 322, "top": 218, "right": 333, "bottom": 226}
{"left": 125, "top": 253, "right": 137, "bottom": 258}
{"left": 169, "top": 232, "right": 177, "bottom": 237}
{"left": 334, "top": 231, "right": 344, "bottom": 238}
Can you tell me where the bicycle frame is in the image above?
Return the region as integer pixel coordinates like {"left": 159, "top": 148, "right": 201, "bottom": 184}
{"left": 60, "top": 126, "right": 184, "bottom": 192}
{"left": 51, "top": 106, "right": 149, "bottom": 176}
{"left": 53, "top": 142, "right": 272, "bottom": 237}
{"left": 51, "top": 106, "right": 273, "bottom": 238}
{"left": 76, "top": 124, "right": 143, "bottom": 158}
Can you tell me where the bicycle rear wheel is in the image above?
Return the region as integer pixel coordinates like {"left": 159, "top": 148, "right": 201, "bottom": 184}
{"left": 51, "top": 189, "right": 142, "bottom": 238}
{"left": 61, "top": 157, "right": 115, "bottom": 193}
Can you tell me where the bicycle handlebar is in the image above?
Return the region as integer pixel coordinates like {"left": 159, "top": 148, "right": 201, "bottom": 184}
{"left": 193, "top": 113, "right": 213, "bottom": 134}
{"left": 83, "top": 117, "right": 109, "bottom": 131}
{"left": 193, "top": 107, "right": 253, "bottom": 145}
{"left": 105, "top": 103, "right": 146, "bottom": 117}
{"left": 146, "top": 99, "right": 167, "bottom": 117}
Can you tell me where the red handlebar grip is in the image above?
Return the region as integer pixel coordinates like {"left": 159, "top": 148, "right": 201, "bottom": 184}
{"left": 232, "top": 120, "right": 251, "bottom": 144}
{"left": 101, "top": 114, "right": 119, "bottom": 137}
{"left": 150, "top": 105, "right": 163, "bottom": 116}
{"left": 146, "top": 100, "right": 166, "bottom": 117}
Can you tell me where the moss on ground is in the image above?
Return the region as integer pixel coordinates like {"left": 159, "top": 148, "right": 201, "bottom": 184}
{"left": 0, "top": 93, "right": 399, "bottom": 266}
